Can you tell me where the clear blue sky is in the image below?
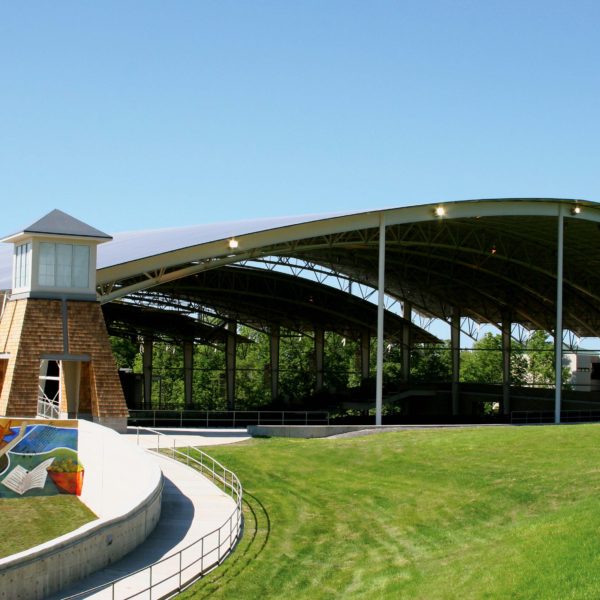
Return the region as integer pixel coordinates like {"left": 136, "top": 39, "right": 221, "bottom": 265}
{"left": 1, "top": 1, "right": 599, "bottom": 235}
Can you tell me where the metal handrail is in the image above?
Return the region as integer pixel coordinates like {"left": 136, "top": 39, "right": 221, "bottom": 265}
{"left": 64, "top": 427, "right": 243, "bottom": 599}
{"left": 37, "top": 398, "right": 59, "bottom": 419}
{"left": 511, "top": 409, "right": 600, "bottom": 424}
{"left": 128, "top": 408, "right": 330, "bottom": 428}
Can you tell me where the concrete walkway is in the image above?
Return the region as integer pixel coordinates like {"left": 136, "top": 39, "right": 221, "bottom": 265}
{"left": 123, "top": 426, "right": 251, "bottom": 449}
{"left": 53, "top": 429, "right": 248, "bottom": 599}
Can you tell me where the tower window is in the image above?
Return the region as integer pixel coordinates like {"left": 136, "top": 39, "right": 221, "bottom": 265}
{"left": 14, "top": 242, "right": 31, "bottom": 289}
{"left": 38, "top": 243, "right": 90, "bottom": 289}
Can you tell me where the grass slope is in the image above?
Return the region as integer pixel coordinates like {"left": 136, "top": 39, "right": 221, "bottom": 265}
{"left": 181, "top": 425, "right": 600, "bottom": 599}
{"left": 0, "top": 496, "right": 96, "bottom": 558}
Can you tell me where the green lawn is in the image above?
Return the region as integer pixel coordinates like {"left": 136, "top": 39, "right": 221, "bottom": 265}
{"left": 181, "top": 425, "right": 600, "bottom": 599}
{"left": 0, "top": 496, "right": 96, "bottom": 558}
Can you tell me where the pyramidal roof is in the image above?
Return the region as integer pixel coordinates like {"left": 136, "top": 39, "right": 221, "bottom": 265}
{"left": 5, "top": 209, "right": 112, "bottom": 242}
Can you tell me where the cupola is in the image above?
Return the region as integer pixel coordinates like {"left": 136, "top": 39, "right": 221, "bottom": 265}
{"left": 1, "top": 209, "right": 112, "bottom": 301}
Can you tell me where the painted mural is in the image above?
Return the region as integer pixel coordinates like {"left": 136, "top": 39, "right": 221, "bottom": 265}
{"left": 0, "top": 419, "right": 84, "bottom": 498}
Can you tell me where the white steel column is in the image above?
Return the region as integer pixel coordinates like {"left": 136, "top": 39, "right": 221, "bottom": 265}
{"left": 555, "top": 208, "right": 564, "bottom": 424}
{"left": 376, "top": 214, "right": 386, "bottom": 426}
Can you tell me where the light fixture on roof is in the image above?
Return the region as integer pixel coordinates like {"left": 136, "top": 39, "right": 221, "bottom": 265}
{"left": 571, "top": 205, "right": 582, "bottom": 215}
{"left": 434, "top": 206, "right": 446, "bottom": 217}
{"left": 228, "top": 238, "right": 239, "bottom": 249}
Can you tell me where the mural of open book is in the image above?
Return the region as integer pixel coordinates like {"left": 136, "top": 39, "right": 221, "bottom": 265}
{"left": 0, "top": 419, "right": 84, "bottom": 498}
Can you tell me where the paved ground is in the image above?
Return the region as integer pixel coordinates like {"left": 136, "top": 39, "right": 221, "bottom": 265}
{"left": 52, "top": 428, "right": 249, "bottom": 599}
{"left": 123, "top": 426, "right": 251, "bottom": 448}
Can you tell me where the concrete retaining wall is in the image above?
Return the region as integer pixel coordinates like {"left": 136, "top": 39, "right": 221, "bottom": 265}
{"left": 0, "top": 420, "right": 162, "bottom": 600}
{"left": 248, "top": 424, "right": 385, "bottom": 438}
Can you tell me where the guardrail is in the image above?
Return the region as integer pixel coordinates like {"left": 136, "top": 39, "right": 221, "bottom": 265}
{"left": 64, "top": 427, "right": 243, "bottom": 599}
{"left": 511, "top": 409, "right": 600, "bottom": 424}
{"left": 128, "top": 409, "right": 330, "bottom": 428}
{"left": 37, "top": 398, "right": 59, "bottom": 419}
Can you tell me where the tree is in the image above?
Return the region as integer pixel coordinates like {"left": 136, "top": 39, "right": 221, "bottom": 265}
{"left": 109, "top": 336, "right": 139, "bottom": 370}
{"left": 410, "top": 342, "right": 452, "bottom": 383}
{"left": 520, "top": 330, "right": 571, "bottom": 388}
{"left": 461, "top": 333, "right": 527, "bottom": 385}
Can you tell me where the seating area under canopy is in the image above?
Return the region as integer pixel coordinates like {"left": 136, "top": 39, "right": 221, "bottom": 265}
{"left": 2, "top": 197, "right": 600, "bottom": 423}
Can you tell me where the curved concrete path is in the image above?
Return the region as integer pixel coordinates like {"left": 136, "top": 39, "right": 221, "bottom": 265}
{"left": 52, "top": 428, "right": 249, "bottom": 599}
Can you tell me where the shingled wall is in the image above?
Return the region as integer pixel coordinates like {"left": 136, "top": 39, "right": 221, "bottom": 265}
{"left": 0, "top": 298, "right": 128, "bottom": 431}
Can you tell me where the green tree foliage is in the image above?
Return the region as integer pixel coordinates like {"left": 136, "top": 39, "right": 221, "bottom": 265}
{"left": 410, "top": 342, "right": 452, "bottom": 383}
{"left": 111, "top": 322, "right": 574, "bottom": 411}
{"left": 461, "top": 332, "right": 528, "bottom": 385}
{"left": 460, "top": 330, "right": 569, "bottom": 388}
{"left": 522, "top": 330, "right": 561, "bottom": 387}
{"left": 109, "top": 336, "right": 138, "bottom": 369}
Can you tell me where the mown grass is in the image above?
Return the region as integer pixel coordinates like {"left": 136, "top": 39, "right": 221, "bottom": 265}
{"left": 0, "top": 496, "right": 96, "bottom": 558}
{"left": 180, "top": 425, "right": 600, "bottom": 599}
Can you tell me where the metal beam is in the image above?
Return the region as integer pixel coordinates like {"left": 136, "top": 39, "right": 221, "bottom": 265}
{"left": 555, "top": 209, "right": 564, "bottom": 424}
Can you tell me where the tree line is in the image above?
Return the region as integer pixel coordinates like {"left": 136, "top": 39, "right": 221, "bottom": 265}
{"left": 111, "top": 327, "right": 569, "bottom": 411}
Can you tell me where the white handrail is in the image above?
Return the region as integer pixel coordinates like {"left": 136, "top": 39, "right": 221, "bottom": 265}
{"left": 64, "top": 427, "right": 243, "bottom": 599}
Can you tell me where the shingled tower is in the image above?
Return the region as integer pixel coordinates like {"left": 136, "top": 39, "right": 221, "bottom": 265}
{"left": 0, "top": 210, "right": 128, "bottom": 432}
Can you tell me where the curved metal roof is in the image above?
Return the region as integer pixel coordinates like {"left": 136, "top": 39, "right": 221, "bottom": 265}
{"left": 2, "top": 198, "right": 600, "bottom": 337}
{"left": 123, "top": 264, "right": 439, "bottom": 344}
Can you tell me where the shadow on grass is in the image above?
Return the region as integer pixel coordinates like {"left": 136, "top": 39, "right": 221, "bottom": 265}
{"left": 182, "top": 490, "right": 271, "bottom": 598}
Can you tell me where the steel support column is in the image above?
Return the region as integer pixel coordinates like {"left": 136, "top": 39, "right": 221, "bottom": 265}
{"left": 360, "top": 330, "right": 370, "bottom": 381}
{"left": 376, "top": 214, "right": 386, "bottom": 426}
{"left": 555, "top": 209, "right": 564, "bottom": 424}
{"left": 501, "top": 318, "right": 511, "bottom": 416}
{"left": 226, "top": 320, "right": 236, "bottom": 411}
{"left": 451, "top": 309, "right": 460, "bottom": 416}
{"left": 402, "top": 302, "right": 412, "bottom": 383}
{"left": 315, "top": 327, "right": 325, "bottom": 392}
{"left": 143, "top": 337, "right": 153, "bottom": 410}
{"left": 270, "top": 325, "right": 280, "bottom": 401}
{"left": 183, "top": 340, "right": 193, "bottom": 409}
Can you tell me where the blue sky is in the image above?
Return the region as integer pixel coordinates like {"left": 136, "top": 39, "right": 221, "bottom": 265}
{"left": 1, "top": 1, "right": 600, "bottom": 235}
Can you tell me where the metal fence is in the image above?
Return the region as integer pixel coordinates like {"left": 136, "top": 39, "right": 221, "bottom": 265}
{"left": 128, "top": 409, "right": 330, "bottom": 428}
{"left": 511, "top": 409, "right": 600, "bottom": 424}
{"left": 37, "top": 398, "right": 59, "bottom": 419}
{"left": 65, "top": 427, "right": 243, "bottom": 599}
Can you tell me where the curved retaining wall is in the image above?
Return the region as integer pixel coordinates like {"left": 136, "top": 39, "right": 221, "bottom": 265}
{"left": 0, "top": 420, "right": 163, "bottom": 600}
{"left": 248, "top": 424, "right": 386, "bottom": 438}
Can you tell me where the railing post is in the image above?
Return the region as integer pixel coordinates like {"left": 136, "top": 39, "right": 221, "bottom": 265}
{"left": 258, "top": 411, "right": 261, "bottom": 425}
{"left": 179, "top": 551, "right": 182, "bottom": 590}
{"left": 233, "top": 411, "right": 236, "bottom": 428}
{"left": 180, "top": 410, "right": 183, "bottom": 428}
{"left": 153, "top": 410, "right": 156, "bottom": 428}
{"left": 305, "top": 412, "right": 308, "bottom": 425}
{"left": 137, "top": 426, "right": 140, "bottom": 446}
{"left": 206, "top": 410, "right": 209, "bottom": 428}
